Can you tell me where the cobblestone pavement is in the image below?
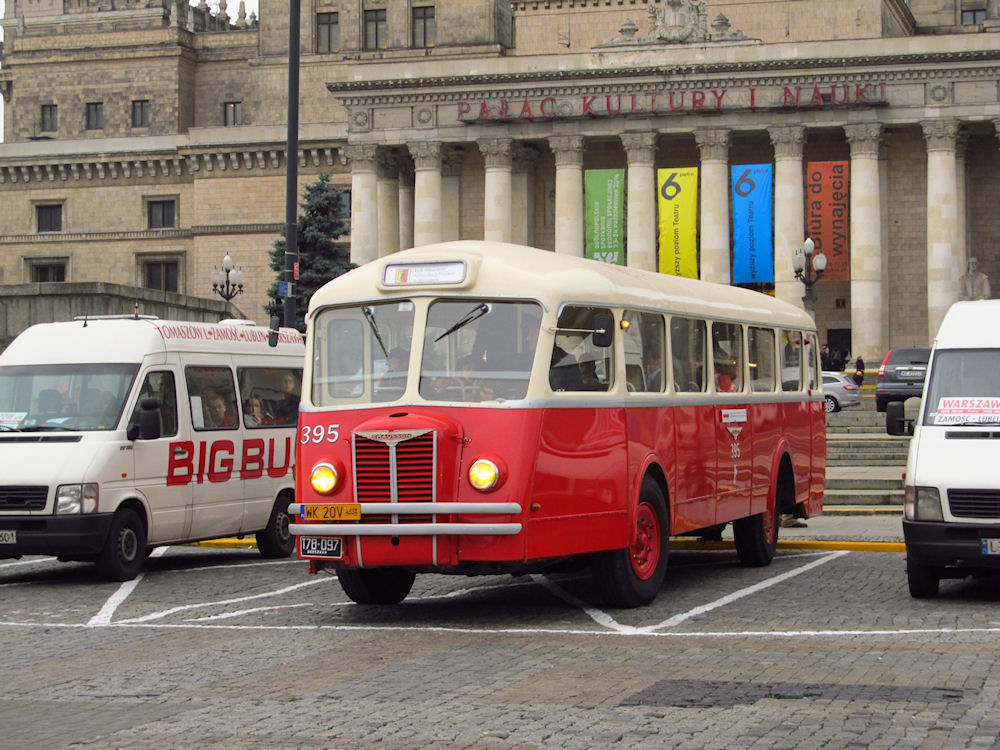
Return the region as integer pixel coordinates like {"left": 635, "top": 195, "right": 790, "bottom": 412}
{"left": 1, "top": 545, "right": 999, "bottom": 750}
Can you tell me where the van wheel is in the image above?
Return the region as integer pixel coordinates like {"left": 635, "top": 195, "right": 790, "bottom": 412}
{"left": 337, "top": 568, "right": 415, "bottom": 605}
{"left": 733, "top": 503, "right": 779, "bottom": 567}
{"left": 256, "top": 495, "right": 295, "bottom": 558}
{"left": 906, "top": 560, "right": 941, "bottom": 598}
{"left": 591, "top": 477, "right": 668, "bottom": 608}
{"left": 96, "top": 508, "right": 147, "bottom": 582}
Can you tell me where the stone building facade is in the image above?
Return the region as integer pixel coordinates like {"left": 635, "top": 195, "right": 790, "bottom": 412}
{"left": 1, "top": 0, "right": 999, "bottom": 360}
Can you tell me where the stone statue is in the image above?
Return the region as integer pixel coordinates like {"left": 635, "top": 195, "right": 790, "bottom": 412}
{"left": 960, "top": 257, "right": 991, "bottom": 300}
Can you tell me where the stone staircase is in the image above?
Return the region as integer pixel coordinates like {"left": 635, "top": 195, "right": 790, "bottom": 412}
{"left": 824, "top": 405, "right": 908, "bottom": 506}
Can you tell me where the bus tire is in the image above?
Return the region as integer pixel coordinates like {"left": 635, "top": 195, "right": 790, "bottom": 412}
{"left": 337, "top": 567, "right": 416, "bottom": 605}
{"left": 591, "top": 477, "right": 668, "bottom": 608}
{"left": 256, "top": 494, "right": 295, "bottom": 558}
{"left": 733, "top": 504, "right": 779, "bottom": 567}
{"left": 906, "top": 559, "right": 941, "bottom": 598}
{"left": 96, "top": 507, "right": 147, "bottom": 582}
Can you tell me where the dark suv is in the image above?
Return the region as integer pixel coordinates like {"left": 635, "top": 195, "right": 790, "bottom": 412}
{"left": 875, "top": 347, "right": 931, "bottom": 412}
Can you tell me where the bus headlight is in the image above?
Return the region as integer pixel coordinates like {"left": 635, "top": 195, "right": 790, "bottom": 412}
{"left": 468, "top": 458, "right": 504, "bottom": 492}
{"left": 904, "top": 485, "right": 942, "bottom": 521}
{"left": 310, "top": 463, "right": 340, "bottom": 495}
{"left": 55, "top": 484, "right": 99, "bottom": 514}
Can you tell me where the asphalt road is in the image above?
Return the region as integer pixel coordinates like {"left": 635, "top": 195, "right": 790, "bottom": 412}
{"left": 2, "top": 538, "right": 999, "bottom": 750}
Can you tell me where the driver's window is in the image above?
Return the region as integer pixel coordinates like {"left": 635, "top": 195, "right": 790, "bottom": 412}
{"left": 551, "top": 306, "right": 613, "bottom": 392}
{"left": 129, "top": 371, "right": 177, "bottom": 437}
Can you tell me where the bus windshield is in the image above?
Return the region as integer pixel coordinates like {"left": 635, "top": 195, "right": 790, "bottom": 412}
{"left": 0, "top": 363, "right": 139, "bottom": 431}
{"left": 922, "top": 349, "right": 1000, "bottom": 426}
{"left": 311, "top": 299, "right": 542, "bottom": 406}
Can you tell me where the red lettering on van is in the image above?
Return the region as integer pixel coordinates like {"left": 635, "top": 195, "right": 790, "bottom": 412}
{"left": 208, "top": 441, "right": 235, "bottom": 483}
{"left": 167, "top": 440, "right": 194, "bottom": 486}
{"left": 267, "top": 436, "right": 293, "bottom": 479}
{"left": 242, "top": 439, "right": 265, "bottom": 479}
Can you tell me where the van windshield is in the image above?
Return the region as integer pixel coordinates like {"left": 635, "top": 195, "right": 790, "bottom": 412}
{"left": 0, "top": 363, "right": 139, "bottom": 431}
{"left": 922, "top": 349, "right": 1000, "bottom": 426}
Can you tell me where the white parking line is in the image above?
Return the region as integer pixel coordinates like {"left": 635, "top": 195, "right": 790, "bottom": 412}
{"left": 87, "top": 547, "right": 169, "bottom": 626}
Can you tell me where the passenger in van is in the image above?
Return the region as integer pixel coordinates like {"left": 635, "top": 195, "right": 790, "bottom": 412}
{"left": 243, "top": 394, "right": 274, "bottom": 427}
{"left": 205, "top": 391, "right": 236, "bottom": 428}
{"left": 271, "top": 371, "right": 300, "bottom": 424}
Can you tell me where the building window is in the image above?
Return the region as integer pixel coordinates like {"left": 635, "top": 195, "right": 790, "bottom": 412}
{"left": 962, "top": 9, "right": 986, "bottom": 24}
{"left": 30, "top": 262, "right": 67, "bottom": 283}
{"left": 413, "top": 6, "right": 435, "bottom": 48}
{"left": 36, "top": 204, "right": 63, "bottom": 233}
{"left": 317, "top": 12, "right": 339, "bottom": 52}
{"left": 143, "top": 260, "right": 180, "bottom": 293}
{"left": 224, "top": 101, "right": 243, "bottom": 127}
{"left": 148, "top": 200, "right": 176, "bottom": 229}
{"left": 132, "top": 100, "right": 150, "bottom": 128}
{"left": 41, "top": 105, "right": 58, "bottom": 132}
{"left": 86, "top": 102, "right": 104, "bottom": 130}
{"left": 364, "top": 9, "right": 387, "bottom": 50}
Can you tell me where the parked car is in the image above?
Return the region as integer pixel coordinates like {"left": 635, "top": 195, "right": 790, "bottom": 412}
{"left": 822, "top": 371, "right": 861, "bottom": 412}
{"left": 875, "top": 347, "right": 931, "bottom": 412}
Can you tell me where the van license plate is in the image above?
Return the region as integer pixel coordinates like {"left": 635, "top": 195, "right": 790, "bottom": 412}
{"left": 302, "top": 504, "right": 361, "bottom": 522}
{"left": 982, "top": 539, "right": 1000, "bottom": 555}
{"left": 0, "top": 530, "right": 15, "bottom": 545}
{"left": 300, "top": 536, "right": 343, "bottom": 559}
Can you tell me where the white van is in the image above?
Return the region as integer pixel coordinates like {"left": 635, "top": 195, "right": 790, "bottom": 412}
{"left": 0, "top": 316, "right": 304, "bottom": 580}
{"left": 887, "top": 299, "right": 1000, "bottom": 597}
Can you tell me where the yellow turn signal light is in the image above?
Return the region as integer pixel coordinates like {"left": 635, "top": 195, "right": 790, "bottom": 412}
{"left": 468, "top": 458, "right": 502, "bottom": 492}
{"left": 310, "top": 463, "right": 339, "bottom": 495}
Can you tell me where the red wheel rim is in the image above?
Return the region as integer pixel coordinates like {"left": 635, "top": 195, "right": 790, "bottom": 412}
{"left": 629, "top": 502, "right": 661, "bottom": 580}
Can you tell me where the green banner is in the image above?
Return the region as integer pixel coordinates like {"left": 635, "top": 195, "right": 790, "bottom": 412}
{"left": 584, "top": 169, "right": 625, "bottom": 265}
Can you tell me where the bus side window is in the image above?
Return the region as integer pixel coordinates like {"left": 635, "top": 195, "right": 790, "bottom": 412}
{"left": 712, "top": 321, "right": 745, "bottom": 393}
{"left": 670, "top": 317, "right": 706, "bottom": 392}
{"left": 748, "top": 327, "right": 777, "bottom": 392}
{"left": 551, "top": 306, "right": 613, "bottom": 392}
{"left": 624, "top": 310, "right": 665, "bottom": 393}
{"left": 781, "top": 330, "right": 803, "bottom": 391}
{"left": 804, "top": 333, "right": 819, "bottom": 389}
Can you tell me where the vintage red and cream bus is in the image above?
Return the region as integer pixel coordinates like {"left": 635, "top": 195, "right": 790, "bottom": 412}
{"left": 289, "top": 241, "right": 824, "bottom": 607}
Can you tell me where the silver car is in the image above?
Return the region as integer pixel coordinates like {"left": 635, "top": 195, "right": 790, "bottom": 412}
{"left": 822, "top": 371, "right": 861, "bottom": 412}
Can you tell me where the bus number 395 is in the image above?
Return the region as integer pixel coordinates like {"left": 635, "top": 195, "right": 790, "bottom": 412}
{"left": 300, "top": 424, "right": 340, "bottom": 444}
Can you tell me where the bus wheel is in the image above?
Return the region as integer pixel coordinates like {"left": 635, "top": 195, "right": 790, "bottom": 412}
{"left": 906, "top": 560, "right": 941, "bottom": 598}
{"left": 256, "top": 495, "right": 295, "bottom": 558}
{"left": 591, "top": 477, "right": 668, "bottom": 608}
{"left": 733, "top": 504, "right": 779, "bottom": 567}
{"left": 96, "top": 508, "right": 147, "bottom": 582}
{"left": 337, "top": 567, "right": 416, "bottom": 605}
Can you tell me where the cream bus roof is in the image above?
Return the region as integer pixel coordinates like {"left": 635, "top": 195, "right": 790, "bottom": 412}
{"left": 309, "top": 241, "right": 815, "bottom": 330}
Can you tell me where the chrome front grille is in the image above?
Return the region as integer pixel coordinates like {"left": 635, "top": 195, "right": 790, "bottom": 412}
{"left": 948, "top": 489, "right": 1000, "bottom": 519}
{"left": 0, "top": 486, "right": 48, "bottom": 511}
{"left": 353, "top": 431, "right": 436, "bottom": 522}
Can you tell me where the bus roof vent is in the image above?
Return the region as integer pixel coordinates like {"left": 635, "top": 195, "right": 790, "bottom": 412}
{"left": 218, "top": 319, "right": 258, "bottom": 327}
{"left": 72, "top": 314, "right": 159, "bottom": 321}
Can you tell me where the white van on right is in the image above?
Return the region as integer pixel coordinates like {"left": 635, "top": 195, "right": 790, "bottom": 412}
{"left": 887, "top": 299, "right": 1000, "bottom": 597}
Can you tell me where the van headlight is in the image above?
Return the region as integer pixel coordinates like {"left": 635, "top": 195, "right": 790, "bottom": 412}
{"left": 904, "top": 485, "right": 942, "bottom": 521}
{"left": 56, "top": 484, "right": 99, "bottom": 514}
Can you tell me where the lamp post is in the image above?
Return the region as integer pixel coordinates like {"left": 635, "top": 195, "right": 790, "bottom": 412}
{"left": 792, "top": 237, "right": 827, "bottom": 315}
{"left": 211, "top": 253, "right": 244, "bottom": 302}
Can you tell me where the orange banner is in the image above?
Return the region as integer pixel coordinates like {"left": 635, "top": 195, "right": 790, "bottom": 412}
{"left": 805, "top": 161, "right": 850, "bottom": 282}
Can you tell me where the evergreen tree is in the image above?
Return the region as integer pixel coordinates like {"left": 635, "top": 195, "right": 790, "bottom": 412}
{"left": 266, "top": 174, "right": 353, "bottom": 331}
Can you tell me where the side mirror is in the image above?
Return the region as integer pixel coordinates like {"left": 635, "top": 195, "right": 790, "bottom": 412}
{"left": 268, "top": 315, "right": 280, "bottom": 348}
{"left": 885, "top": 400, "right": 913, "bottom": 437}
{"left": 131, "top": 397, "right": 162, "bottom": 441}
{"left": 592, "top": 312, "right": 614, "bottom": 348}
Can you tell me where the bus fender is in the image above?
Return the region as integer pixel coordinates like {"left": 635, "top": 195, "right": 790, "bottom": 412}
{"left": 631, "top": 452, "right": 669, "bottom": 530}
{"left": 766, "top": 439, "right": 795, "bottom": 517}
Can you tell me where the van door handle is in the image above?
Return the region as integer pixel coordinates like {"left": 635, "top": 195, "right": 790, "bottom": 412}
{"left": 173, "top": 447, "right": 188, "bottom": 457}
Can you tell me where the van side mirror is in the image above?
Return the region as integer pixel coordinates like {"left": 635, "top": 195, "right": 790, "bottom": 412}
{"left": 592, "top": 312, "right": 614, "bottom": 348}
{"left": 885, "top": 400, "right": 913, "bottom": 437}
{"left": 268, "top": 315, "right": 280, "bottom": 348}
{"left": 128, "top": 397, "right": 162, "bottom": 441}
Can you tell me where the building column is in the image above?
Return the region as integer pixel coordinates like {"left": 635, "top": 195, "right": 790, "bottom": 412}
{"left": 512, "top": 144, "right": 539, "bottom": 247}
{"left": 398, "top": 163, "right": 415, "bottom": 251}
{"left": 921, "top": 119, "right": 961, "bottom": 341}
{"left": 956, "top": 131, "right": 969, "bottom": 273}
{"left": 411, "top": 141, "right": 443, "bottom": 247}
{"left": 620, "top": 132, "right": 657, "bottom": 273}
{"left": 768, "top": 125, "right": 807, "bottom": 310}
{"left": 441, "top": 146, "right": 464, "bottom": 242}
{"left": 480, "top": 138, "right": 514, "bottom": 243}
{"left": 844, "top": 123, "right": 885, "bottom": 363}
{"left": 376, "top": 150, "right": 400, "bottom": 258}
{"left": 345, "top": 143, "right": 379, "bottom": 265}
{"left": 549, "top": 135, "right": 585, "bottom": 256}
{"left": 695, "top": 128, "right": 731, "bottom": 284}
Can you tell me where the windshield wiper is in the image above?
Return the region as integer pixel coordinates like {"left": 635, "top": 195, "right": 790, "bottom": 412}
{"left": 362, "top": 306, "right": 389, "bottom": 357}
{"left": 434, "top": 303, "right": 490, "bottom": 343}
{"left": 18, "top": 424, "right": 75, "bottom": 432}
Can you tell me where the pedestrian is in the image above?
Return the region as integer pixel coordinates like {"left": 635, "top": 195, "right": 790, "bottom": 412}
{"left": 820, "top": 344, "right": 831, "bottom": 371}
{"left": 853, "top": 355, "right": 865, "bottom": 388}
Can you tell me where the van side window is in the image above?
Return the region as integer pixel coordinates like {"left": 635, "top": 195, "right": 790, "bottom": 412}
{"left": 624, "top": 310, "right": 665, "bottom": 392}
{"left": 128, "top": 371, "right": 177, "bottom": 437}
{"left": 781, "top": 330, "right": 803, "bottom": 391}
{"left": 670, "top": 317, "right": 706, "bottom": 392}
{"left": 185, "top": 366, "right": 238, "bottom": 430}
{"left": 551, "top": 306, "right": 613, "bottom": 392}
{"left": 238, "top": 367, "right": 302, "bottom": 427}
{"left": 712, "top": 322, "right": 745, "bottom": 393}
{"left": 748, "top": 327, "right": 777, "bottom": 392}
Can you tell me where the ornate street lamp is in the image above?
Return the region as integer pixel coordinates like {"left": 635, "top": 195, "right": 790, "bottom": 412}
{"left": 792, "top": 237, "right": 827, "bottom": 314}
{"left": 211, "top": 253, "right": 244, "bottom": 302}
